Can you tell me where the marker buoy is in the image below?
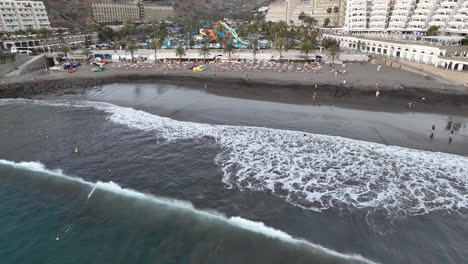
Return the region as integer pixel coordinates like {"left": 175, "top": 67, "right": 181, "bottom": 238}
{"left": 74, "top": 147, "right": 79, "bottom": 154}
{"left": 56, "top": 236, "right": 60, "bottom": 241}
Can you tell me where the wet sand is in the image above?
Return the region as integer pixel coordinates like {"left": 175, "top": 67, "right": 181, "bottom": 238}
{"left": 54, "top": 82, "right": 468, "bottom": 157}
{"left": 1, "top": 62, "right": 467, "bottom": 118}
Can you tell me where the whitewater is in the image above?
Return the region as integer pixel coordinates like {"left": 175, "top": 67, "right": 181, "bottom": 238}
{"left": 1, "top": 99, "right": 468, "bottom": 218}
{"left": 0, "top": 159, "right": 376, "bottom": 264}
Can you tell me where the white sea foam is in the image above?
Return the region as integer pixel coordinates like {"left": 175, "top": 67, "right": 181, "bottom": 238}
{"left": 2, "top": 99, "right": 468, "bottom": 218}
{"left": 0, "top": 159, "right": 376, "bottom": 263}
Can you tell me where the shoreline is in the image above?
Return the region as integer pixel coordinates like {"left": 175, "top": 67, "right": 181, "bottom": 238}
{"left": 1, "top": 66, "right": 468, "bottom": 117}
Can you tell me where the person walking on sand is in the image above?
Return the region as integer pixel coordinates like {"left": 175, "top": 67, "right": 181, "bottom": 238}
{"left": 449, "top": 129, "right": 454, "bottom": 143}
{"left": 430, "top": 125, "right": 436, "bottom": 139}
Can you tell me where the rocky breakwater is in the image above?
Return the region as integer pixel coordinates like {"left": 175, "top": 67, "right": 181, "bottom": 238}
{"left": 0, "top": 78, "right": 114, "bottom": 98}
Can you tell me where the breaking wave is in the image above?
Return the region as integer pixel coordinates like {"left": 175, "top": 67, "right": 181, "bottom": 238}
{"left": 2, "top": 99, "right": 468, "bottom": 218}
{"left": 0, "top": 159, "right": 376, "bottom": 264}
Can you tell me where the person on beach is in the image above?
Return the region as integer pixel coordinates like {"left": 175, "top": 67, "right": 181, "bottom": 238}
{"left": 312, "top": 92, "right": 317, "bottom": 102}
{"left": 449, "top": 129, "right": 454, "bottom": 143}
{"left": 430, "top": 125, "right": 436, "bottom": 139}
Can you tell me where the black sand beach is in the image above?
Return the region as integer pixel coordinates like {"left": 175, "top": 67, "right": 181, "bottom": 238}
{"left": 1, "top": 64, "right": 468, "bottom": 264}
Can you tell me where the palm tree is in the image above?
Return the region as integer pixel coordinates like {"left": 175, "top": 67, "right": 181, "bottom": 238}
{"left": 300, "top": 41, "right": 314, "bottom": 64}
{"left": 125, "top": 42, "right": 139, "bottom": 63}
{"left": 199, "top": 46, "right": 210, "bottom": 63}
{"left": 149, "top": 39, "right": 162, "bottom": 64}
{"left": 334, "top": 7, "right": 340, "bottom": 25}
{"left": 81, "top": 48, "right": 92, "bottom": 61}
{"left": 327, "top": 45, "right": 341, "bottom": 66}
{"left": 298, "top": 12, "right": 307, "bottom": 22}
{"left": 175, "top": 45, "right": 186, "bottom": 62}
{"left": 275, "top": 37, "right": 286, "bottom": 59}
{"left": 326, "top": 8, "right": 333, "bottom": 26}
{"left": 118, "top": 41, "right": 127, "bottom": 51}
{"left": 303, "top": 16, "right": 317, "bottom": 29}
{"left": 60, "top": 45, "right": 70, "bottom": 58}
{"left": 223, "top": 42, "right": 236, "bottom": 62}
{"left": 321, "top": 37, "right": 337, "bottom": 49}
{"left": 250, "top": 38, "right": 259, "bottom": 62}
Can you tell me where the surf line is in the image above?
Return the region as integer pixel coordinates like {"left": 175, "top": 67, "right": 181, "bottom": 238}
{"left": 56, "top": 169, "right": 112, "bottom": 241}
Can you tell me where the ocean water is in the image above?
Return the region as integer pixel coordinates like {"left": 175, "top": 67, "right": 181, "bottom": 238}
{"left": 0, "top": 160, "right": 370, "bottom": 264}
{"left": 1, "top": 86, "right": 468, "bottom": 263}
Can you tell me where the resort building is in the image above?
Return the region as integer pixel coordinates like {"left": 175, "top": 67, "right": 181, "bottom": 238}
{"left": 388, "top": 0, "right": 416, "bottom": 31}
{"left": 312, "top": 0, "right": 347, "bottom": 27}
{"left": 346, "top": 0, "right": 369, "bottom": 31}
{"left": 265, "top": 0, "right": 289, "bottom": 22}
{"left": 0, "top": 0, "right": 51, "bottom": 32}
{"left": 290, "top": 0, "right": 314, "bottom": 25}
{"left": 346, "top": 0, "right": 468, "bottom": 35}
{"left": 265, "top": 0, "right": 300, "bottom": 24}
{"left": 1, "top": 32, "right": 98, "bottom": 52}
{"left": 324, "top": 33, "right": 468, "bottom": 73}
{"left": 91, "top": 1, "right": 174, "bottom": 24}
{"left": 266, "top": 0, "right": 347, "bottom": 27}
{"left": 447, "top": 0, "right": 468, "bottom": 34}
{"left": 368, "top": 0, "right": 391, "bottom": 31}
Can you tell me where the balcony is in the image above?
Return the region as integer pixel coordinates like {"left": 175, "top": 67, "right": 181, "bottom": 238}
{"left": 392, "top": 14, "right": 410, "bottom": 19}
{"left": 408, "top": 20, "right": 426, "bottom": 25}
{"left": 429, "top": 21, "right": 447, "bottom": 27}
{"left": 411, "top": 14, "right": 429, "bottom": 20}
{"left": 388, "top": 21, "right": 406, "bottom": 26}
{"left": 432, "top": 14, "right": 450, "bottom": 19}
{"left": 440, "top": 1, "right": 459, "bottom": 6}
{"left": 449, "top": 21, "right": 467, "bottom": 26}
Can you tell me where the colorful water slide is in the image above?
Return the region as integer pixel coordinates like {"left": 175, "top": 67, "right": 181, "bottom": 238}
{"left": 221, "top": 22, "right": 249, "bottom": 45}
{"left": 199, "top": 28, "right": 217, "bottom": 41}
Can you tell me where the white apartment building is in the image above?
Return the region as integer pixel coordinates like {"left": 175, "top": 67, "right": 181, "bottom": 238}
{"left": 325, "top": 33, "right": 468, "bottom": 73}
{"left": 429, "top": 0, "right": 462, "bottom": 29}
{"left": 368, "top": 0, "right": 391, "bottom": 31}
{"left": 388, "top": 0, "right": 416, "bottom": 31}
{"left": 346, "top": 0, "right": 468, "bottom": 35}
{"left": 0, "top": 0, "right": 51, "bottom": 32}
{"left": 346, "top": 0, "right": 369, "bottom": 31}
{"left": 265, "top": 0, "right": 289, "bottom": 22}
{"left": 91, "top": 2, "right": 174, "bottom": 24}
{"left": 406, "top": 0, "right": 438, "bottom": 31}
{"left": 447, "top": 0, "right": 468, "bottom": 33}
{"left": 291, "top": 0, "right": 314, "bottom": 25}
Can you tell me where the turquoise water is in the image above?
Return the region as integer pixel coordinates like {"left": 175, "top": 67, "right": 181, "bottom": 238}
{"left": 0, "top": 161, "right": 371, "bottom": 264}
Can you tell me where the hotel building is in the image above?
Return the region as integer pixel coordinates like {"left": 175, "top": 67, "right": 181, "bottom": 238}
{"left": 0, "top": 0, "right": 50, "bottom": 32}
{"left": 91, "top": 1, "right": 174, "bottom": 24}
{"left": 346, "top": 0, "right": 468, "bottom": 35}
{"left": 266, "top": 0, "right": 347, "bottom": 27}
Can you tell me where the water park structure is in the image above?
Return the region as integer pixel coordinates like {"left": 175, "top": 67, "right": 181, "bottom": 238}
{"left": 197, "top": 22, "right": 249, "bottom": 48}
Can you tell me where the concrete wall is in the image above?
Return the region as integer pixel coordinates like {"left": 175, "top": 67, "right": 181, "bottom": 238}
{"left": 373, "top": 56, "right": 468, "bottom": 86}
{"left": 0, "top": 54, "right": 31, "bottom": 77}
